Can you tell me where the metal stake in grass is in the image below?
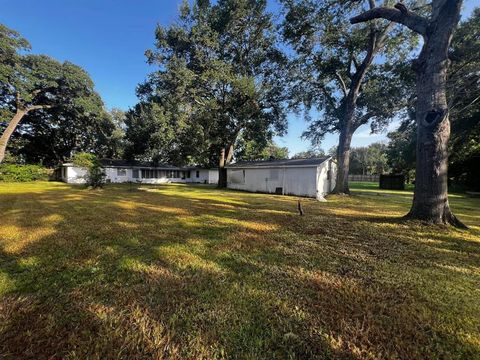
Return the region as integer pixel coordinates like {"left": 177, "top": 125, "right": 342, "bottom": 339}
{"left": 298, "top": 200, "right": 304, "bottom": 216}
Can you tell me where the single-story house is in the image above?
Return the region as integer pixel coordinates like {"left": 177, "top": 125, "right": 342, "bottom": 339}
{"left": 60, "top": 159, "right": 218, "bottom": 185}
{"left": 226, "top": 157, "right": 336, "bottom": 199}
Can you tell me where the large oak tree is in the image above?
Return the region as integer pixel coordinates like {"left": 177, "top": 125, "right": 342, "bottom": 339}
{"left": 0, "top": 24, "right": 108, "bottom": 165}
{"left": 351, "top": 0, "right": 465, "bottom": 226}
{"left": 139, "top": 0, "right": 288, "bottom": 187}
{"left": 281, "top": 0, "right": 420, "bottom": 194}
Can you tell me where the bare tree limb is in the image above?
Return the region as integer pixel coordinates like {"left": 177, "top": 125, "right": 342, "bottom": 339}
{"left": 26, "top": 104, "right": 52, "bottom": 112}
{"left": 350, "top": 4, "right": 428, "bottom": 36}
{"left": 375, "top": 21, "right": 395, "bottom": 50}
{"left": 334, "top": 71, "right": 348, "bottom": 97}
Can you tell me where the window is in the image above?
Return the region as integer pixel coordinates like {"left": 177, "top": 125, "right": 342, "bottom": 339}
{"left": 62, "top": 167, "right": 67, "bottom": 178}
{"left": 117, "top": 168, "right": 127, "bottom": 176}
{"left": 142, "top": 169, "right": 155, "bottom": 179}
{"left": 132, "top": 169, "right": 139, "bottom": 179}
{"left": 196, "top": 170, "right": 200, "bottom": 178}
{"left": 230, "top": 169, "right": 245, "bottom": 184}
{"left": 186, "top": 171, "right": 191, "bottom": 178}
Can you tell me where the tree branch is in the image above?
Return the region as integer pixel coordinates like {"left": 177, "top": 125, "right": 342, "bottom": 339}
{"left": 334, "top": 71, "right": 348, "bottom": 97}
{"left": 26, "top": 104, "right": 52, "bottom": 112}
{"left": 375, "top": 21, "right": 395, "bottom": 50}
{"left": 350, "top": 4, "right": 428, "bottom": 36}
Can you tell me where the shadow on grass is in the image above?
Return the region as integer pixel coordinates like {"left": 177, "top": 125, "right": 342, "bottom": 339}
{"left": 0, "top": 183, "right": 479, "bottom": 359}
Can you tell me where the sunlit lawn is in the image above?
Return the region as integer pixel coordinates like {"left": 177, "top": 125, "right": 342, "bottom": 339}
{"left": 0, "top": 181, "right": 479, "bottom": 359}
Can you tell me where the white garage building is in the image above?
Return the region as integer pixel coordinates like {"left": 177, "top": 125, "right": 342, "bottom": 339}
{"left": 60, "top": 159, "right": 218, "bottom": 185}
{"left": 226, "top": 157, "right": 336, "bottom": 199}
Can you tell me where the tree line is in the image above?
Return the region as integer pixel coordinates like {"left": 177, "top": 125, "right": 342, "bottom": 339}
{"left": 1, "top": 0, "right": 479, "bottom": 226}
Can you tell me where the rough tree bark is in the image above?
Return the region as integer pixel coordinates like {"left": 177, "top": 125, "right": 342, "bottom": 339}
{"left": 0, "top": 108, "right": 27, "bottom": 163}
{"left": 218, "top": 147, "right": 227, "bottom": 188}
{"left": 217, "top": 144, "right": 234, "bottom": 188}
{"left": 0, "top": 91, "right": 50, "bottom": 164}
{"left": 351, "top": 0, "right": 466, "bottom": 227}
{"left": 334, "top": 108, "right": 354, "bottom": 194}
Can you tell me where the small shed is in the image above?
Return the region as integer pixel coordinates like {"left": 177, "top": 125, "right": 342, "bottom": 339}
{"left": 226, "top": 157, "right": 336, "bottom": 199}
{"left": 379, "top": 174, "right": 405, "bottom": 190}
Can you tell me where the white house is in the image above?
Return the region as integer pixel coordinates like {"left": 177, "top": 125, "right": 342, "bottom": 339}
{"left": 60, "top": 159, "right": 218, "bottom": 185}
{"left": 226, "top": 157, "right": 336, "bottom": 199}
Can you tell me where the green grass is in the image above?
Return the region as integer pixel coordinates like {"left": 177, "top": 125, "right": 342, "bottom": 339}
{"left": 0, "top": 181, "right": 479, "bottom": 359}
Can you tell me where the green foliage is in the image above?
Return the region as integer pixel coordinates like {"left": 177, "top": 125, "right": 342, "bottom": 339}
{"left": 447, "top": 9, "right": 480, "bottom": 191}
{"left": 292, "top": 148, "right": 326, "bottom": 159}
{"left": 72, "top": 152, "right": 97, "bottom": 168}
{"left": 0, "top": 164, "right": 49, "bottom": 182}
{"left": 386, "top": 120, "right": 416, "bottom": 178}
{"left": 0, "top": 23, "right": 110, "bottom": 166}
{"left": 235, "top": 138, "right": 289, "bottom": 161}
{"left": 350, "top": 142, "right": 389, "bottom": 175}
{"left": 385, "top": 9, "right": 480, "bottom": 189}
{"left": 281, "top": 0, "right": 420, "bottom": 145}
{"left": 129, "top": 0, "right": 288, "bottom": 167}
{"left": 72, "top": 152, "right": 105, "bottom": 188}
{"left": 104, "top": 108, "right": 126, "bottom": 159}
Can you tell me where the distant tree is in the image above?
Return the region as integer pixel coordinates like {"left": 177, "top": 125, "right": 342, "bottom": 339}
{"left": 235, "top": 138, "right": 289, "bottom": 161}
{"left": 386, "top": 121, "right": 416, "bottom": 179}
{"left": 447, "top": 8, "right": 480, "bottom": 191}
{"left": 281, "top": 0, "right": 419, "bottom": 194}
{"left": 142, "top": 0, "right": 288, "bottom": 186}
{"left": 351, "top": 0, "right": 465, "bottom": 226}
{"left": 104, "top": 108, "right": 126, "bottom": 159}
{"left": 124, "top": 101, "right": 200, "bottom": 166}
{"left": 0, "top": 24, "right": 108, "bottom": 165}
{"left": 350, "top": 142, "right": 389, "bottom": 175}
{"left": 292, "top": 148, "right": 326, "bottom": 159}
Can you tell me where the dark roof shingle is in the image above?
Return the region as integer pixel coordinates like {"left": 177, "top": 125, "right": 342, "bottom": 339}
{"left": 226, "top": 157, "right": 330, "bottom": 168}
{"left": 99, "top": 159, "right": 179, "bottom": 169}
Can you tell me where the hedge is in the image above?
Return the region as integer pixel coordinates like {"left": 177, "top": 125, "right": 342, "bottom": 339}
{"left": 0, "top": 164, "right": 50, "bottom": 182}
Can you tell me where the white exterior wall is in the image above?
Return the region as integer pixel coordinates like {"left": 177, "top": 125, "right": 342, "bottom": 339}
{"left": 316, "top": 160, "right": 337, "bottom": 198}
{"left": 62, "top": 166, "right": 218, "bottom": 185}
{"left": 185, "top": 169, "right": 218, "bottom": 184}
{"left": 63, "top": 166, "right": 88, "bottom": 184}
{"left": 103, "top": 167, "right": 185, "bottom": 184}
{"left": 227, "top": 166, "right": 318, "bottom": 198}
{"left": 208, "top": 169, "right": 219, "bottom": 184}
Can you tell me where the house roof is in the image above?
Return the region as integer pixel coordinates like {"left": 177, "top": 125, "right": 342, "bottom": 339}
{"left": 99, "top": 159, "right": 180, "bottom": 169}
{"left": 226, "top": 157, "right": 331, "bottom": 169}
{"left": 63, "top": 158, "right": 215, "bottom": 170}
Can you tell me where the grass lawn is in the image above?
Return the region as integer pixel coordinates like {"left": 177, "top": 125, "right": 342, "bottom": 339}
{"left": 0, "top": 181, "right": 479, "bottom": 359}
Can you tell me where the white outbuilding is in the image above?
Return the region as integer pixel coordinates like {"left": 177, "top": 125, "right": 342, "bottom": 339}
{"left": 60, "top": 159, "right": 218, "bottom": 185}
{"left": 226, "top": 157, "right": 336, "bottom": 200}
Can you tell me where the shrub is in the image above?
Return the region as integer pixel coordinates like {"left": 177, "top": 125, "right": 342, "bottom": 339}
{"left": 72, "top": 152, "right": 106, "bottom": 188}
{"left": 0, "top": 164, "right": 49, "bottom": 182}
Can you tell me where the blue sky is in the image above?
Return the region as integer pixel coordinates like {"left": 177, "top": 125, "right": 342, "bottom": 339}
{"left": 1, "top": 0, "right": 476, "bottom": 156}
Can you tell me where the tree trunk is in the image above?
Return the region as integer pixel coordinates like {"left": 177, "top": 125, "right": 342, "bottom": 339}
{"left": 349, "top": 0, "right": 465, "bottom": 227}
{"left": 217, "top": 147, "right": 227, "bottom": 188}
{"left": 331, "top": 28, "right": 377, "bottom": 195}
{"left": 334, "top": 127, "right": 353, "bottom": 194}
{"left": 0, "top": 109, "right": 27, "bottom": 163}
{"left": 217, "top": 144, "right": 234, "bottom": 189}
{"left": 406, "top": 1, "right": 465, "bottom": 227}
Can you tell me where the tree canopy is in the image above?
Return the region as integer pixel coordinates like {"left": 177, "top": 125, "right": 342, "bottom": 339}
{"left": 129, "top": 0, "right": 289, "bottom": 186}
{"left": 0, "top": 23, "right": 110, "bottom": 165}
{"left": 281, "top": 0, "right": 419, "bottom": 193}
